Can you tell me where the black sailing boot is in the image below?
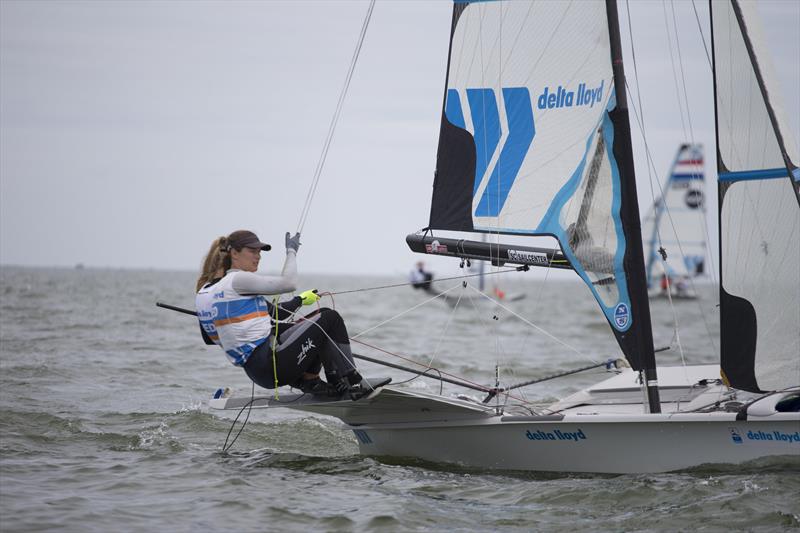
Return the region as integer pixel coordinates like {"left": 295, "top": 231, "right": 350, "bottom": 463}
{"left": 334, "top": 375, "right": 372, "bottom": 401}
{"left": 297, "top": 378, "right": 338, "bottom": 397}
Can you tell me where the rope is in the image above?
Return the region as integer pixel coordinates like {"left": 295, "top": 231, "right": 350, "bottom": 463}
{"left": 222, "top": 381, "right": 255, "bottom": 453}
{"left": 466, "top": 284, "right": 586, "bottom": 359}
{"left": 351, "top": 283, "right": 462, "bottom": 339}
{"left": 622, "top": 1, "right": 718, "bottom": 359}
{"left": 296, "top": 0, "right": 376, "bottom": 234}
{"left": 331, "top": 266, "right": 523, "bottom": 296}
{"left": 690, "top": 0, "right": 713, "bottom": 69}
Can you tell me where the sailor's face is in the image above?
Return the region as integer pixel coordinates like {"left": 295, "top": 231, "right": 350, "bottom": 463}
{"left": 231, "top": 246, "right": 262, "bottom": 272}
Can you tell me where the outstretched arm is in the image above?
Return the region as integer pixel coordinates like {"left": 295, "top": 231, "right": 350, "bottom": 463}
{"left": 231, "top": 249, "right": 298, "bottom": 295}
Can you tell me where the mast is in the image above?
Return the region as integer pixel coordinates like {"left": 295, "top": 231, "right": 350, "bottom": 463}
{"left": 604, "top": 0, "right": 661, "bottom": 413}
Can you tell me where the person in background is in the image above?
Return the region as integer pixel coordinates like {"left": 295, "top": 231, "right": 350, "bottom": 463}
{"left": 195, "top": 230, "right": 363, "bottom": 398}
{"left": 409, "top": 261, "right": 434, "bottom": 291}
{"left": 659, "top": 273, "right": 672, "bottom": 295}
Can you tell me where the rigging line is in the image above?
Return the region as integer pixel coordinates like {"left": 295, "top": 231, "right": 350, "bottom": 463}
{"left": 690, "top": 0, "right": 713, "bottom": 69}
{"left": 626, "top": 80, "right": 718, "bottom": 356}
{"left": 670, "top": 1, "right": 699, "bottom": 171}
{"left": 624, "top": 0, "right": 659, "bottom": 211}
{"left": 351, "top": 338, "right": 491, "bottom": 392}
{"left": 518, "top": 240, "right": 562, "bottom": 376}
{"left": 428, "top": 284, "right": 468, "bottom": 371}
{"left": 329, "top": 266, "right": 522, "bottom": 296}
{"left": 350, "top": 338, "right": 538, "bottom": 406}
{"left": 222, "top": 380, "right": 255, "bottom": 453}
{"left": 290, "top": 316, "right": 379, "bottom": 393}
{"left": 350, "top": 283, "right": 462, "bottom": 340}
{"left": 628, "top": 5, "right": 719, "bottom": 331}
{"left": 465, "top": 284, "right": 587, "bottom": 360}
{"left": 465, "top": 281, "right": 506, "bottom": 367}
{"left": 296, "top": 0, "right": 376, "bottom": 234}
{"left": 666, "top": 0, "right": 718, "bottom": 310}
{"left": 464, "top": 280, "right": 522, "bottom": 403}
{"left": 662, "top": 0, "right": 689, "bottom": 139}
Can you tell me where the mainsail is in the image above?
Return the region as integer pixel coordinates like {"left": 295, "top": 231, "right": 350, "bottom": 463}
{"left": 642, "top": 144, "right": 708, "bottom": 289}
{"left": 711, "top": 0, "right": 800, "bottom": 392}
{"left": 422, "top": 0, "right": 658, "bottom": 388}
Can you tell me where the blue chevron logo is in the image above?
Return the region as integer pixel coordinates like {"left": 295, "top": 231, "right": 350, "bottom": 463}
{"left": 445, "top": 87, "right": 535, "bottom": 217}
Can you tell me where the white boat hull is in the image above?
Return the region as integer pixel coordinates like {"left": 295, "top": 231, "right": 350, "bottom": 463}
{"left": 210, "top": 365, "right": 799, "bottom": 474}
{"left": 351, "top": 414, "right": 799, "bottom": 474}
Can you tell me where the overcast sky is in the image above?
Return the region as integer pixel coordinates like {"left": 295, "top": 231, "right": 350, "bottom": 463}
{"left": 1, "top": 0, "right": 798, "bottom": 277}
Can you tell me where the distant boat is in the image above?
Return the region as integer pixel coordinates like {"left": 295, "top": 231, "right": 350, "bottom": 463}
{"left": 74, "top": 263, "right": 85, "bottom": 270}
{"left": 642, "top": 144, "right": 707, "bottom": 300}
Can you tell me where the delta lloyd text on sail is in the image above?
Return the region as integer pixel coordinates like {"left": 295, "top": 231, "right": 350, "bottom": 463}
{"left": 537, "top": 80, "right": 605, "bottom": 109}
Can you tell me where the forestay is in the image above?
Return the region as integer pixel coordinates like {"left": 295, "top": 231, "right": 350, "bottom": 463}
{"left": 711, "top": 0, "right": 800, "bottom": 392}
{"left": 642, "top": 144, "right": 708, "bottom": 288}
{"left": 426, "top": 0, "right": 656, "bottom": 374}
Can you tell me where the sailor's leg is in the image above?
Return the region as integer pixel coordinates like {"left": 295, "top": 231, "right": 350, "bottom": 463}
{"left": 244, "top": 327, "right": 324, "bottom": 390}
{"left": 306, "top": 308, "right": 362, "bottom": 387}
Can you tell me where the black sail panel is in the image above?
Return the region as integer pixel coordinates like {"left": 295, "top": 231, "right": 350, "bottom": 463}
{"left": 429, "top": 120, "right": 476, "bottom": 232}
{"left": 428, "top": 3, "right": 475, "bottom": 232}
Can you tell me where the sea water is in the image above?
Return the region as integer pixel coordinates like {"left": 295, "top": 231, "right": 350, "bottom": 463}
{"left": 1, "top": 266, "right": 798, "bottom": 531}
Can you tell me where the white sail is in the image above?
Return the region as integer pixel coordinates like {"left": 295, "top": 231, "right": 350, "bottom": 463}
{"left": 430, "top": 1, "right": 653, "bottom": 347}
{"left": 712, "top": 0, "right": 800, "bottom": 392}
{"left": 442, "top": 1, "right": 614, "bottom": 234}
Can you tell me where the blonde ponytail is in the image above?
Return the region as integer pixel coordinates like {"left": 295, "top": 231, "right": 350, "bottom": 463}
{"left": 196, "top": 236, "right": 232, "bottom": 292}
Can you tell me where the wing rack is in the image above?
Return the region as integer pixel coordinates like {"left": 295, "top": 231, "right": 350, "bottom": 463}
{"left": 406, "top": 233, "right": 572, "bottom": 270}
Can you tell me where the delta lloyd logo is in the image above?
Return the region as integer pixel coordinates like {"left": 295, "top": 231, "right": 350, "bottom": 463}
{"left": 729, "top": 426, "right": 800, "bottom": 445}
{"left": 525, "top": 428, "right": 587, "bottom": 442}
{"left": 537, "top": 81, "right": 605, "bottom": 109}
{"left": 445, "top": 80, "right": 604, "bottom": 219}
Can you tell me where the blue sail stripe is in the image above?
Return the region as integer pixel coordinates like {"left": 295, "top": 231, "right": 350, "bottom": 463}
{"left": 719, "top": 167, "right": 794, "bottom": 181}
{"left": 474, "top": 87, "right": 534, "bottom": 217}
{"left": 445, "top": 89, "right": 466, "bottom": 130}
{"left": 671, "top": 173, "right": 704, "bottom": 180}
{"left": 466, "top": 88, "right": 502, "bottom": 197}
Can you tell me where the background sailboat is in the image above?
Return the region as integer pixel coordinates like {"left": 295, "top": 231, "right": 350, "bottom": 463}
{"left": 642, "top": 143, "right": 708, "bottom": 299}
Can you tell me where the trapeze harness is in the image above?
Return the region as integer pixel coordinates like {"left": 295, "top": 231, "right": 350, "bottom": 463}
{"left": 195, "top": 254, "right": 356, "bottom": 389}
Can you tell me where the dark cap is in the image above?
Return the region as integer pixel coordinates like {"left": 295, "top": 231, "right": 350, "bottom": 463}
{"left": 227, "top": 230, "right": 271, "bottom": 251}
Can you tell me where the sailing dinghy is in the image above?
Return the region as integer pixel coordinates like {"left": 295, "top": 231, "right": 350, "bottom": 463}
{"left": 212, "top": 0, "right": 799, "bottom": 474}
{"left": 642, "top": 144, "right": 708, "bottom": 300}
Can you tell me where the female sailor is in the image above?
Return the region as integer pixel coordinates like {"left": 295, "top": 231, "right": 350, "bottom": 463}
{"left": 195, "top": 230, "right": 363, "bottom": 398}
